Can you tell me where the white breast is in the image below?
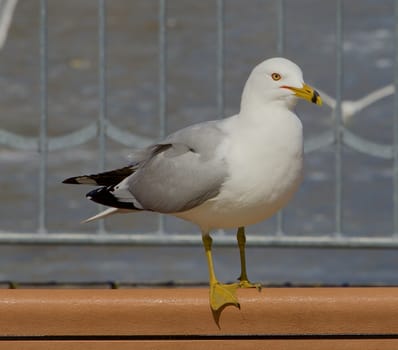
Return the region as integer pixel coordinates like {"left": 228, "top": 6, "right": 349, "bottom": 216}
{"left": 175, "top": 110, "right": 304, "bottom": 231}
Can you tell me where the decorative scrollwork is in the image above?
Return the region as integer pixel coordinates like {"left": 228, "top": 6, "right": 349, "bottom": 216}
{"left": 0, "top": 120, "right": 155, "bottom": 151}
{"left": 303, "top": 85, "right": 394, "bottom": 158}
{"left": 0, "top": 84, "right": 395, "bottom": 159}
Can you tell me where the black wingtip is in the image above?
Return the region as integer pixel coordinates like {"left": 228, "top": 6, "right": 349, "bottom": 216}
{"left": 62, "top": 177, "right": 80, "bottom": 184}
{"left": 86, "top": 186, "right": 139, "bottom": 210}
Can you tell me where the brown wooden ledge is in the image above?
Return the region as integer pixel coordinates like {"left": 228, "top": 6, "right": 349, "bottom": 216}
{"left": 1, "top": 287, "right": 398, "bottom": 349}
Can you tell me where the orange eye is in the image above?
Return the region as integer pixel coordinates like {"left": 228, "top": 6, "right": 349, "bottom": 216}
{"left": 271, "top": 73, "right": 281, "bottom": 81}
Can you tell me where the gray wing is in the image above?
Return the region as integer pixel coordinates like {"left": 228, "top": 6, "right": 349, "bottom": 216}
{"left": 86, "top": 121, "right": 229, "bottom": 213}
{"left": 129, "top": 121, "right": 228, "bottom": 213}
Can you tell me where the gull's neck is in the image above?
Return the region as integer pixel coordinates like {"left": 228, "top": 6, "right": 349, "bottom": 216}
{"left": 239, "top": 95, "right": 297, "bottom": 125}
{"left": 239, "top": 83, "right": 297, "bottom": 123}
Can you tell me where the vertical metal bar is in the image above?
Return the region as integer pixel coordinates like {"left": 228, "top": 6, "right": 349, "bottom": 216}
{"left": 38, "top": 0, "right": 48, "bottom": 234}
{"left": 393, "top": 0, "right": 398, "bottom": 236}
{"left": 97, "top": 0, "right": 107, "bottom": 233}
{"left": 276, "top": 0, "right": 285, "bottom": 235}
{"left": 158, "top": 0, "right": 167, "bottom": 234}
{"left": 159, "top": 0, "right": 167, "bottom": 139}
{"left": 276, "top": 0, "right": 284, "bottom": 56}
{"left": 98, "top": 0, "right": 107, "bottom": 172}
{"left": 335, "top": 0, "right": 343, "bottom": 235}
{"left": 217, "top": 0, "right": 224, "bottom": 119}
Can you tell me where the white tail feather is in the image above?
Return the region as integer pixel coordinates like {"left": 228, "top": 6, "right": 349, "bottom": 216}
{"left": 82, "top": 207, "right": 133, "bottom": 223}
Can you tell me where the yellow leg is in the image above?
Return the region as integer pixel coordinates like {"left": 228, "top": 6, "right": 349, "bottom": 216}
{"left": 237, "top": 227, "right": 262, "bottom": 291}
{"left": 202, "top": 233, "right": 240, "bottom": 311}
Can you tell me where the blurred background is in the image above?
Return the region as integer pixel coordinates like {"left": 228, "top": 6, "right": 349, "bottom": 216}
{"left": 0, "top": 0, "right": 397, "bottom": 286}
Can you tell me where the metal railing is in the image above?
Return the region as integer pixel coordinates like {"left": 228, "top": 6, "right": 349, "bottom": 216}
{"left": 0, "top": 0, "right": 397, "bottom": 248}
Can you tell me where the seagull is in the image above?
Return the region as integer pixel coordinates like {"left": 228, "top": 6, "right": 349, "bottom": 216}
{"left": 63, "top": 57, "right": 322, "bottom": 311}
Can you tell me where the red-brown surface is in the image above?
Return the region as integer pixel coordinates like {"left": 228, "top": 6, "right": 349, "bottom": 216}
{"left": 1, "top": 287, "right": 397, "bottom": 349}
{"left": 2, "top": 340, "right": 398, "bottom": 350}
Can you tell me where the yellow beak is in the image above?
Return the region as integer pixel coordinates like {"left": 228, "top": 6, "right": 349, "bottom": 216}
{"left": 283, "top": 83, "right": 322, "bottom": 106}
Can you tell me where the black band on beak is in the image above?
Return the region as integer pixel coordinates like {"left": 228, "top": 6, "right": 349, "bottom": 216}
{"left": 312, "top": 90, "right": 320, "bottom": 104}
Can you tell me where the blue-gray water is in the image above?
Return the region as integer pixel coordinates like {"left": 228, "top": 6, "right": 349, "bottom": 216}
{"left": 0, "top": 0, "right": 397, "bottom": 285}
